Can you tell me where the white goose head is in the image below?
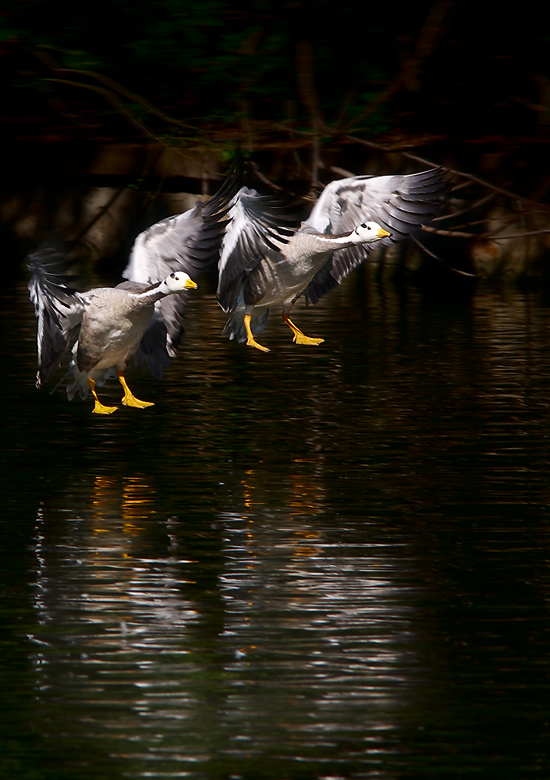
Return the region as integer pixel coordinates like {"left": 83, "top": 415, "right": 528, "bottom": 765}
{"left": 351, "top": 221, "right": 391, "bottom": 244}
{"left": 159, "top": 271, "right": 198, "bottom": 294}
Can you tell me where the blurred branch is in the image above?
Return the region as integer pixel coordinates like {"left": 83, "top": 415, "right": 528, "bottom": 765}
{"left": 411, "top": 234, "right": 477, "bottom": 277}
{"left": 52, "top": 70, "right": 201, "bottom": 132}
{"left": 344, "top": 133, "right": 550, "bottom": 212}
{"left": 23, "top": 43, "right": 550, "bottom": 264}
{"left": 34, "top": 48, "right": 211, "bottom": 146}
{"left": 45, "top": 77, "right": 166, "bottom": 141}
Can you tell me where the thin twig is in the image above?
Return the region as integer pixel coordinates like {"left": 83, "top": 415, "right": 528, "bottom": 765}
{"left": 487, "top": 228, "right": 550, "bottom": 240}
{"left": 45, "top": 77, "right": 167, "bottom": 142}
{"left": 249, "top": 160, "right": 285, "bottom": 192}
{"left": 421, "top": 225, "right": 476, "bottom": 239}
{"left": 411, "top": 234, "right": 477, "bottom": 277}
{"left": 432, "top": 193, "right": 496, "bottom": 222}
{"left": 69, "top": 188, "right": 126, "bottom": 247}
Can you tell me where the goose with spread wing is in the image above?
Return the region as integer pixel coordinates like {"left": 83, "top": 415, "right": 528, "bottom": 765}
{"left": 28, "top": 167, "right": 240, "bottom": 413}
{"left": 217, "top": 167, "right": 449, "bottom": 352}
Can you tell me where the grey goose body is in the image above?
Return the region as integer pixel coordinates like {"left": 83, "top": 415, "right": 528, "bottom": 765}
{"left": 217, "top": 167, "right": 449, "bottom": 351}
{"left": 29, "top": 166, "right": 240, "bottom": 413}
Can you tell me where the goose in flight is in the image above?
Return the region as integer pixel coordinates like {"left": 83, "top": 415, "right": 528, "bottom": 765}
{"left": 217, "top": 167, "right": 449, "bottom": 352}
{"left": 28, "top": 167, "right": 240, "bottom": 413}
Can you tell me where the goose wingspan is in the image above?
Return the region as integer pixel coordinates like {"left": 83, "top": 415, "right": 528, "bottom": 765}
{"left": 303, "top": 168, "right": 448, "bottom": 237}
{"left": 216, "top": 187, "right": 299, "bottom": 312}
{"left": 303, "top": 167, "right": 450, "bottom": 303}
{"left": 28, "top": 246, "right": 86, "bottom": 387}
{"left": 122, "top": 162, "right": 242, "bottom": 373}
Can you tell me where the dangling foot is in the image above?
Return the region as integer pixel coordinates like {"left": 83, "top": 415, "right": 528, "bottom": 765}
{"left": 118, "top": 373, "right": 154, "bottom": 409}
{"left": 92, "top": 399, "right": 118, "bottom": 414}
{"left": 283, "top": 315, "right": 324, "bottom": 346}
{"left": 244, "top": 314, "right": 270, "bottom": 353}
{"left": 88, "top": 378, "right": 118, "bottom": 415}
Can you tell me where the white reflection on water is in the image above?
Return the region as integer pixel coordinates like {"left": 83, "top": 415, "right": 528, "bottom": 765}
{"left": 27, "top": 455, "right": 423, "bottom": 777}
{"left": 31, "top": 472, "right": 201, "bottom": 650}
{"left": 216, "top": 467, "right": 419, "bottom": 756}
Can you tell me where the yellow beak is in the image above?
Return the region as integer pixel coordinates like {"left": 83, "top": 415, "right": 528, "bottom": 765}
{"left": 377, "top": 228, "right": 391, "bottom": 238}
{"left": 184, "top": 278, "right": 198, "bottom": 290}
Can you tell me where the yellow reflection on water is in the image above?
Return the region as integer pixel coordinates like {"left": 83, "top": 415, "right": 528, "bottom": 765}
{"left": 90, "top": 473, "right": 157, "bottom": 536}
{"left": 121, "top": 474, "right": 157, "bottom": 522}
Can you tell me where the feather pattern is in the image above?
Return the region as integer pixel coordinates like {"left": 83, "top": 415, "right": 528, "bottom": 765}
{"left": 27, "top": 246, "right": 86, "bottom": 387}
{"left": 123, "top": 161, "right": 242, "bottom": 372}
{"left": 216, "top": 167, "right": 450, "bottom": 350}
{"left": 303, "top": 168, "right": 448, "bottom": 303}
{"left": 29, "top": 250, "right": 197, "bottom": 409}
{"left": 217, "top": 188, "right": 297, "bottom": 312}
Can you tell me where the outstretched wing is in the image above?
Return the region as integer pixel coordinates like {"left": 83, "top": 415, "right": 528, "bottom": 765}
{"left": 122, "top": 161, "right": 242, "bottom": 373}
{"left": 304, "top": 168, "right": 450, "bottom": 303}
{"left": 216, "top": 187, "right": 298, "bottom": 312}
{"left": 27, "top": 244, "right": 86, "bottom": 387}
{"left": 123, "top": 160, "right": 243, "bottom": 284}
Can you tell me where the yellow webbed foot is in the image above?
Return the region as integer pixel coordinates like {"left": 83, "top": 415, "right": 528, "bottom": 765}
{"left": 244, "top": 313, "right": 270, "bottom": 353}
{"left": 118, "top": 374, "right": 154, "bottom": 410}
{"left": 292, "top": 333, "right": 325, "bottom": 346}
{"left": 92, "top": 400, "right": 118, "bottom": 415}
{"left": 284, "top": 316, "right": 324, "bottom": 346}
{"left": 122, "top": 394, "right": 155, "bottom": 409}
{"left": 88, "top": 378, "right": 117, "bottom": 414}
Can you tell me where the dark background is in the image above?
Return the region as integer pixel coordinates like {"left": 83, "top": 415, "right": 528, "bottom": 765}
{"left": 1, "top": 1, "right": 546, "bottom": 146}
{"left": 1, "top": 0, "right": 549, "bottom": 278}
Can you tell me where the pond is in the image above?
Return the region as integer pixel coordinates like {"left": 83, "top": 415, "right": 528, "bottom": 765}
{"left": 1, "top": 262, "right": 550, "bottom": 779}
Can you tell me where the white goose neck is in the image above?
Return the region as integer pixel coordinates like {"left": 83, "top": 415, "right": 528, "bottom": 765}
{"left": 135, "top": 282, "right": 167, "bottom": 305}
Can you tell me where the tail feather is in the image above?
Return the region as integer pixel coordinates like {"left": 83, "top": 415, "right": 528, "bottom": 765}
{"left": 65, "top": 354, "right": 89, "bottom": 400}
{"left": 27, "top": 243, "right": 85, "bottom": 387}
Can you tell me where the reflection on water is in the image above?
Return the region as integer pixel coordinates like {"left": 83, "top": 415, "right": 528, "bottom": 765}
{"left": 1, "top": 270, "right": 550, "bottom": 778}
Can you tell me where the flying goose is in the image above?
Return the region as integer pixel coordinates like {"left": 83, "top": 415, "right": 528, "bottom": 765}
{"left": 28, "top": 166, "right": 240, "bottom": 413}
{"left": 217, "top": 167, "right": 449, "bottom": 352}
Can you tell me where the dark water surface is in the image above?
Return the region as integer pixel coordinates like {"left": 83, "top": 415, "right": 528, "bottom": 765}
{"left": 1, "top": 267, "right": 550, "bottom": 779}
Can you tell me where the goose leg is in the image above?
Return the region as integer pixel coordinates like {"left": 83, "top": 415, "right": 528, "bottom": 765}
{"left": 88, "top": 378, "right": 118, "bottom": 415}
{"left": 282, "top": 314, "right": 324, "bottom": 346}
{"left": 244, "top": 313, "right": 270, "bottom": 353}
{"left": 117, "top": 372, "right": 154, "bottom": 409}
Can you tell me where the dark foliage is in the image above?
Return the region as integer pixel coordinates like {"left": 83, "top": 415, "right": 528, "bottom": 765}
{"left": 1, "top": 0, "right": 549, "bottom": 145}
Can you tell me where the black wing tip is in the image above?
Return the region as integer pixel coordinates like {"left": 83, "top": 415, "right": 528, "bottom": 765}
{"left": 407, "top": 166, "right": 453, "bottom": 189}
{"left": 208, "top": 152, "right": 246, "bottom": 203}
{"left": 27, "top": 238, "right": 81, "bottom": 284}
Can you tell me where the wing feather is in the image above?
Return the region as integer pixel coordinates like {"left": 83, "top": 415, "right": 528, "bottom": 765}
{"left": 123, "top": 160, "right": 242, "bottom": 283}
{"left": 304, "top": 168, "right": 450, "bottom": 303}
{"left": 123, "top": 161, "right": 242, "bottom": 372}
{"left": 216, "top": 187, "right": 299, "bottom": 313}
{"left": 27, "top": 244, "right": 86, "bottom": 387}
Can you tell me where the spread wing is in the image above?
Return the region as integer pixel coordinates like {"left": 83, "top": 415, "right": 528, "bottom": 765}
{"left": 28, "top": 244, "right": 86, "bottom": 387}
{"left": 123, "top": 161, "right": 242, "bottom": 284}
{"left": 122, "top": 162, "right": 242, "bottom": 373}
{"left": 303, "top": 168, "right": 450, "bottom": 303}
{"left": 216, "top": 187, "right": 298, "bottom": 312}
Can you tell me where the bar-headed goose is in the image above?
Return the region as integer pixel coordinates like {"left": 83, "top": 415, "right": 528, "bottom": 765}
{"left": 29, "top": 167, "right": 240, "bottom": 413}
{"left": 217, "top": 167, "right": 449, "bottom": 352}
